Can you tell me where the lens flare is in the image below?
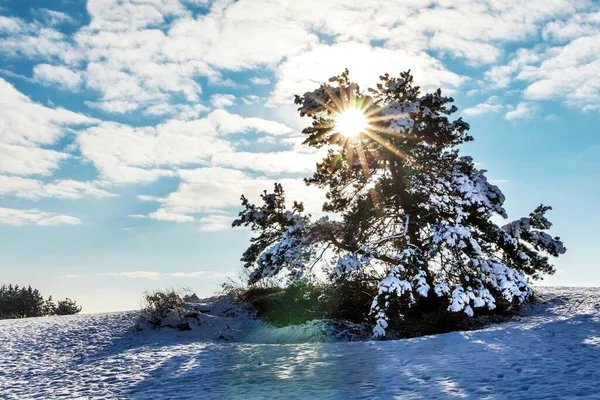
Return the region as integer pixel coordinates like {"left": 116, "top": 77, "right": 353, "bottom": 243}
{"left": 335, "top": 108, "right": 368, "bottom": 138}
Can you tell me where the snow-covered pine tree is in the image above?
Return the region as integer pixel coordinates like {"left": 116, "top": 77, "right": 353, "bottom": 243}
{"left": 233, "top": 70, "right": 566, "bottom": 337}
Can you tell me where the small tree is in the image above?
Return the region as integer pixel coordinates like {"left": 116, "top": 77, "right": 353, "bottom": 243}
{"left": 55, "top": 298, "right": 82, "bottom": 316}
{"left": 234, "top": 70, "right": 566, "bottom": 337}
{"left": 44, "top": 296, "right": 57, "bottom": 316}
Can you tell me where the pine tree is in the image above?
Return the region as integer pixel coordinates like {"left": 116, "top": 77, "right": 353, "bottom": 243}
{"left": 0, "top": 285, "right": 79, "bottom": 319}
{"left": 44, "top": 296, "right": 57, "bottom": 316}
{"left": 234, "top": 70, "right": 566, "bottom": 337}
{"left": 55, "top": 298, "right": 82, "bottom": 316}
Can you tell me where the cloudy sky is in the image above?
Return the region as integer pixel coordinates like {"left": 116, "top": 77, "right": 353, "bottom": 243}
{"left": 1, "top": 0, "right": 598, "bottom": 312}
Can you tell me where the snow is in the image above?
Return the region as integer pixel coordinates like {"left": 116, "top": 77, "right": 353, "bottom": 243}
{"left": 1, "top": 287, "right": 599, "bottom": 399}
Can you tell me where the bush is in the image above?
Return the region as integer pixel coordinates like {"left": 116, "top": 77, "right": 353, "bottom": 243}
{"left": 218, "top": 266, "right": 283, "bottom": 301}
{"left": 232, "top": 278, "right": 522, "bottom": 338}
{"left": 218, "top": 267, "right": 522, "bottom": 339}
{"left": 55, "top": 298, "right": 82, "bottom": 316}
{"left": 138, "top": 288, "right": 201, "bottom": 331}
{"left": 236, "top": 279, "right": 376, "bottom": 327}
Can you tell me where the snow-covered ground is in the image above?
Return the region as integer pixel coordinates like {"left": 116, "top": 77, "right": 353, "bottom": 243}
{"left": 0, "top": 287, "right": 598, "bottom": 399}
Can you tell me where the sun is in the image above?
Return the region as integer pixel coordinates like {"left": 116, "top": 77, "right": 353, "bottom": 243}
{"left": 335, "top": 107, "right": 369, "bottom": 138}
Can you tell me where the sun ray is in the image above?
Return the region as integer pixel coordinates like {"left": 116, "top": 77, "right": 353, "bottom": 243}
{"left": 363, "top": 104, "right": 388, "bottom": 118}
{"left": 305, "top": 92, "right": 339, "bottom": 114}
{"left": 355, "top": 143, "right": 371, "bottom": 180}
{"left": 347, "top": 86, "right": 356, "bottom": 111}
{"left": 347, "top": 143, "right": 355, "bottom": 169}
{"left": 358, "top": 96, "right": 374, "bottom": 113}
{"left": 367, "top": 123, "right": 413, "bottom": 141}
{"left": 367, "top": 112, "right": 411, "bottom": 123}
{"left": 362, "top": 129, "right": 408, "bottom": 160}
{"left": 325, "top": 88, "right": 346, "bottom": 114}
{"left": 328, "top": 151, "right": 341, "bottom": 173}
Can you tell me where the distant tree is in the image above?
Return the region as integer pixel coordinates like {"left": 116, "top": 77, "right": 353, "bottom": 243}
{"left": 43, "top": 296, "right": 57, "bottom": 316}
{"left": 234, "top": 70, "right": 566, "bottom": 337}
{"left": 55, "top": 298, "right": 82, "bottom": 316}
{"left": 0, "top": 285, "right": 81, "bottom": 319}
{"left": 22, "top": 286, "right": 45, "bottom": 317}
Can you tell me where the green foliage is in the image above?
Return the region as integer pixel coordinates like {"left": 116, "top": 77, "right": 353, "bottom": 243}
{"left": 236, "top": 280, "right": 519, "bottom": 338}
{"left": 0, "top": 284, "right": 80, "bottom": 319}
{"left": 55, "top": 298, "right": 82, "bottom": 316}
{"left": 246, "top": 280, "right": 377, "bottom": 327}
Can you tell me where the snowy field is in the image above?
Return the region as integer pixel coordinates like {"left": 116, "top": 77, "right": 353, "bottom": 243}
{"left": 0, "top": 287, "right": 598, "bottom": 399}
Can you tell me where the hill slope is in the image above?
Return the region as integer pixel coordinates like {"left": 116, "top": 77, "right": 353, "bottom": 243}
{"left": 0, "top": 287, "right": 598, "bottom": 399}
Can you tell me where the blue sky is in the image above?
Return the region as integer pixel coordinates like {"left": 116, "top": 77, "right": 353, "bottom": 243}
{"left": 0, "top": 0, "right": 598, "bottom": 312}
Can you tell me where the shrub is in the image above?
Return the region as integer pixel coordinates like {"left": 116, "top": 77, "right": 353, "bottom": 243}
{"left": 55, "top": 298, "right": 82, "bottom": 316}
{"left": 138, "top": 288, "right": 200, "bottom": 330}
{"left": 233, "top": 278, "right": 522, "bottom": 338}
{"left": 239, "top": 279, "right": 376, "bottom": 327}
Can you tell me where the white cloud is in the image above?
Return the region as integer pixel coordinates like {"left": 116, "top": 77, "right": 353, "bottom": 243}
{"left": 95, "top": 269, "right": 228, "bottom": 279}
{"left": 198, "top": 215, "right": 234, "bottom": 231}
{"left": 97, "top": 271, "right": 161, "bottom": 279}
{"left": 542, "top": 12, "right": 600, "bottom": 42}
{"left": 0, "top": 144, "right": 70, "bottom": 176}
{"left": 463, "top": 97, "right": 505, "bottom": 117}
{"left": 165, "top": 4, "right": 318, "bottom": 71}
{"left": 480, "top": 11, "right": 600, "bottom": 113}
{"left": 0, "top": 16, "right": 24, "bottom": 33}
{"left": 85, "top": 100, "right": 139, "bottom": 114}
{"left": 0, "top": 207, "right": 82, "bottom": 226}
{"left": 3, "top": 0, "right": 600, "bottom": 235}
{"left": 143, "top": 103, "right": 176, "bottom": 116}
{"left": 250, "top": 77, "right": 270, "bottom": 85}
{"left": 0, "top": 17, "right": 80, "bottom": 63}
{"left": 505, "top": 102, "right": 539, "bottom": 120}
{"left": 33, "top": 9, "right": 76, "bottom": 27}
{"left": 155, "top": 167, "right": 253, "bottom": 212}
{"left": 80, "top": 58, "right": 207, "bottom": 112}
{"left": 210, "top": 94, "right": 236, "bottom": 108}
{"left": 143, "top": 103, "right": 209, "bottom": 119}
{"left": 517, "top": 35, "right": 600, "bottom": 110}
{"left": 168, "top": 270, "right": 230, "bottom": 278}
{"left": 148, "top": 209, "right": 195, "bottom": 222}
{"left": 1, "top": 0, "right": 593, "bottom": 114}
{"left": 137, "top": 195, "right": 161, "bottom": 202}
{"left": 33, "top": 64, "right": 82, "bottom": 91}
{"left": 142, "top": 167, "right": 326, "bottom": 222}
{"left": 205, "top": 109, "right": 291, "bottom": 135}
{"left": 0, "top": 68, "right": 30, "bottom": 81}
{"left": 429, "top": 33, "right": 502, "bottom": 65}
{"left": 242, "top": 95, "right": 262, "bottom": 105}
{"left": 0, "top": 78, "right": 97, "bottom": 176}
{"left": 86, "top": 0, "right": 189, "bottom": 32}
{"left": 77, "top": 109, "right": 292, "bottom": 183}
{"left": 0, "top": 176, "right": 116, "bottom": 200}
{"left": 483, "top": 48, "right": 543, "bottom": 90}
{"left": 0, "top": 78, "right": 97, "bottom": 147}
{"left": 269, "top": 41, "right": 465, "bottom": 106}
{"left": 212, "top": 150, "right": 323, "bottom": 175}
